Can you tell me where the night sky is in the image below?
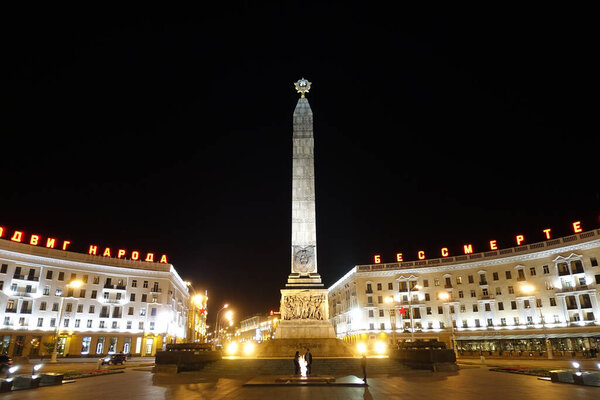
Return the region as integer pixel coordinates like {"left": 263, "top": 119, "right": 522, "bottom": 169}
{"left": 0, "top": 7, "right": 597, "bottom": 324}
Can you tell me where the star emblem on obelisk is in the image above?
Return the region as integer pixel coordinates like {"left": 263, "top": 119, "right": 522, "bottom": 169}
{"left": 294, "top": 78, "right": 311, "bottom": 98}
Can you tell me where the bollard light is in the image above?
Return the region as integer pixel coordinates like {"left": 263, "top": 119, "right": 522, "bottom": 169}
{"left": 597, "top": 363, "right": 600, "bottom": 370}
{"left": 7, "top": 366, "right": 19, "bottom": 379}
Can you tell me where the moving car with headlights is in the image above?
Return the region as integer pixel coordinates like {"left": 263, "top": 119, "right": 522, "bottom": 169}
{"left": 101, "top": 353, "right": 127, "bottom": 365}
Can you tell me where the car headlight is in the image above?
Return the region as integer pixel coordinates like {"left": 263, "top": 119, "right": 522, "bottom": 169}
{"left": 104, "top": 357, "right": 111, "bottom": 362}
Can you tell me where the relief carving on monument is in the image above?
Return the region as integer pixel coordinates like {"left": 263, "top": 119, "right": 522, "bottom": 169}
{"left": 292, "top": 246, "right": 316, "bottom": 274}
{"left": 282, "top": 293, "right": 326, "bottom": 321}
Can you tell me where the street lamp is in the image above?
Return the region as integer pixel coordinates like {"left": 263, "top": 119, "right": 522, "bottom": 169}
{"left": 439, "top": 292, "right": 457, "bottom": 357}
{"left": 520, "top": 284, "right": 553, "bottom": 359}
{"left": 50, "top": 280, "right": 83, "bottom": 363}
{"left": 385, "top": 296, "right": 396, "bottom": 347}
{"left": 214, "top": 304, "right": 229, "bottom": 347}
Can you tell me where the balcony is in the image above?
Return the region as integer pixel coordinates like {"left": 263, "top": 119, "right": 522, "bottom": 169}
{"left": 20, "top": 309, "right": 33, "bottom": 314}
{"left": 99, "top": 313, "right": 110, "bottom": 318}
{"left": 150, "top": 288, "right": 162, "bottom": 293}
{"left": 557, "top": 285, "right": 590, "bottom": 293}
{"left": 479, "top": 295, "right": 495, "bottom": 300}
{"left": 444, "top": 284, "right": 453, "bottom": 289}
{"left": 104, "top": 284, "right": 127, "bottom": 291}
{"left": 4, "top": 308, "right": 17, "bottom": 313}
{"left": 479, "top": 280, "right": 488, "bottom": 286}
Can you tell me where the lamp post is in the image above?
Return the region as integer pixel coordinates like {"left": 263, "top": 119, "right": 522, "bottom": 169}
{"left": 439, "top": 292, "right": 457, "bottom": 357}
{"left": 521, "top": 284, "right": 553, "bottom": 359}
{"left": 385, "top": 296, "right": 396, "bottom": 347}
{"left": 214, "top": 304, "right": 229, "bottom": 347}
{"left": 50, "top": 280, "right": 83, "bottom": 363}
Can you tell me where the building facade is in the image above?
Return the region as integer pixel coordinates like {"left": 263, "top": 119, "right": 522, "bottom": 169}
{"left": 328, "top": 229, "right": 600, "bottom": 356}
{"left": 0, "top": 238, "right": 190, "bottom": 358}
{"left": 240, "top": 311, "right": 281, "bottom": 343}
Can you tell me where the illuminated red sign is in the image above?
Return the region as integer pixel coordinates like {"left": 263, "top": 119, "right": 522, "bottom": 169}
{"left": 0, "top": 225, "right": 168, "bottom": 264}
{"left": 373, "top": 220, "right": 589, "bottom": 264}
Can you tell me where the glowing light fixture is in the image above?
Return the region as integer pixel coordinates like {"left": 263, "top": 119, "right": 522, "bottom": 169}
{"left": 374, "top": 341, "right": 387, "bottom": 354}
{"left": 243, "top": 342, "right": 254, "bottom": 355}
{"left": 226, "top": 342, "right": 238, "bottom": 355}
{"left": 357, "top": 342, "right": 367, "bottom": 354}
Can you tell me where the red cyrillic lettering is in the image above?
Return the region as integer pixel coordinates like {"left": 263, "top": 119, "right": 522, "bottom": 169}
{"left": 62, "top": 241, "right": 70, "bottom": 251}
{"left": 396, "top": 253, "right": 403, "bottom": 262}
{"left": 131, "top": 251, "right": 140, "bottom": 260}
{"left": 543, "top": 228, "right": 552, "bottom": 239}
{"left": 489, "top": 240, "right": 498, "bottom": 250}
{"left": 30, "top": 234, "right": 40, "bottom": 246}
{"left": 145, "top": 253, "right": 154, "bottom": 262}
{"left": 11, "top": 231, "right": 23, "bottom": 242}
{"left": 463, "top": 244, "right": 473, "bottom": 254}
{"left": 117, "top": 249, "right": 126, "bottom": 258}
{"left": 46, "top": 238, "right": 56, "bottom": 248}
{"left": 441, "top": 248, "right": 449, "bottom": 257}
{"left": 102, "top": 248, "right": 111, "bottom": 257}
{"left": 160, "top": 254, "right": 168, "bottom": 263}
{"left": 89, "top": 245, "right": 98, "bottom": 255}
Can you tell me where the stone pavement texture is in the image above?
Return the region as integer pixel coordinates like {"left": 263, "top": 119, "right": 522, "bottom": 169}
{"left": 2, "top": 366, "right": 598, "bottom": 400}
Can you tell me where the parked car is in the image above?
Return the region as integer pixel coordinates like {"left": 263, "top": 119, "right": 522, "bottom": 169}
{"left": 101, "top": 353, "right": 127, "bottom": 365}
{"left": 0, "top": 355, "right": 13, "bottom": 373}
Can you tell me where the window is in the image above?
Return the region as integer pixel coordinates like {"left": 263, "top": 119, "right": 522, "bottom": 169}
{"left": 70, "top": 273, "right": 77, "bottom": 281}
{"left": 500, "top": 318, "right": 506, "bottom": 326}
{"left": 493, "top": 272, "right": 499, "bottom": 281}
{"left": 511, "top": 301, "right": 517, "bottom": 310}
{"left": 50, "top": 318, "right": 56, "bottom": 327}
{"left": 39, "top": 302, "right": 47, "bottom": 311}
{"left": 524, "top": 300, "right": 531, "bottom": 309}
{"left": 116, "top": 293, "right": 121, "bottom": 300}
{"left": 99, "top": 321, "right": 105, "bottom": 328}
{"left": 517, "top": 269, "right": 526, "bottom": 281}
{"left": 495, "top": 287, "right": 502, "bottom": 295}
{"left": 434, "top": 279, "right": 440, "bottom": 286}
{"left": 456, "top": 276, "right": 462, "bottom": 285}
{"left": 474, "top": 319, "right": 480, "bottom": 327}
{"left": 143, "top": 281, "right": 148, "bottom": 289}
{"left": 376, "top": 283, "right": 382, "bottom": 291}
{"left": 498, "top": 302, "right": 504, "bottom": 310}
{"left": 592, "top": 257, "right": 598, "bottom": 267}
{"left": 543, "top": 265, "right": 550, "bottom": 274}
{"left": 43, "top": 286, "right": 50, "bottom": 295}
{"left": 77, "top": 304, "right": 83, "bottom": 313}
{"left": 484, "top": 303, "right": 491, "bottom": 312}
{"left": 3, "top": 317, "right": 9, "bottom": 326}
{"left": 58, "top": 272, "right": 64, "bottom": 281}
{"left": 103, "top": 292, "right": 109, "bottom": 300}
{"left": 130, "top": 293, "right": 136, "bottom": 302}
{"left": 139, "top": 322, "right": 144, "bottom": 330}
{"left": 128, "top": 307, "right": 134, "bottom": 315}
{"left": 368, "top": 310, "right": 374, "bottom": 318}
{"left": 0, "top": 264, "right": 7, "bottom": 273}
{"left": 87, "top": 320, "right": 92, "bottom": 328}
{"left": 536, "top": 298, "right": 542, "bottom": 307}
{"left": 426, "top": 307, "right": 432, "bottom": 315}
{"left": 423, "top": 279, "right": 429, "bottom": 288}
{"left": 126, "top": 321, "right": 132, "bottom": 329}
{"left": 112, "top": 321, "right": 118, "bottom": 329}
{"left": 367, "top": 296, "right": 373, "bottom": 304}
{"left": 89, "top": 305, "right": 95, "bottom": 313}
{"left": 470, "top": 290, "right": 476, "bottom": 298}
{"left": 462, "top": 320, "right": 468, "bottom": 328}
{"left": 377, "top": 296, "right": 382, "bottom": 304}
{"left": 378, "top": 309, "right": 384, "bottom": 317}
{"left": 140, "top": 309, "right": 146, "bottom": 316}
{"left": 527, "top": 316, "right": 533, "bottom": 324}
{"left": 0, "top": 281, "right": 3, "bottom": 290}
{"left": 482, "top": 288, "right": 489, "bottom": 296}
{"left": 508, "top": 286, "right": 514, "bottom": 294}
{"left": 460, "top": 305, "right": 466, "bottom": 312}
{"left": 52, "top": 303, "right": 59, "bottom": 311}
{"left": 46, "top": 270, "right": 53, "bottom": 280}
{"left": 150, "top": 308, "right": 157, "bottom": 316}
{"left": 79, "top": 289, "right": 86, "bottom": 298}
{"left": 546, "top": 281, "right": 554, "bottom": 290}
{"left": 468, "top": 275, "right": 474, "bottom": 284}
{"left": 91, "top": 290, "right": 97, "bottom": 299}
{"left": 424, "top": 293, "right": 430, "bottom": 301}
{"left": 75, "top": 319, "right": 80, "bottom": 328}
{"left": 514, "top": 317, "right": 520, "bottom": 325}
{"left": 530, "top": 267, "right": 536, "bottom": 276}
{"left": 65, "top": 303, "right": 73, "bottom": 312}
{"left": 11, "top": 283, "right": 17, "bottom": 292}
{"left": 388, "top": 282, "right": 393, "bottom": 290}
{"left": 83, "top": 275, "right": 88, "bottom": 283}
{"left": 132, "top": 280, "right": 137, "bottom": 288}
{"left": 473, "top": 304, "right": 478, "bottom": 312}
{"left": 487, "top": 318, "right": 493, "bottom": 326}
{"left": 458, "top": 291, "right": 464, "bottom": 298}
{"left": 93, "top": 276, "right": 100, "bottom": 284}
{"left": 550, "top": 298, "right": 557, "bottom": 306}
{"left": 505, "top": 271, "right": 512, "bottom": 279}
{"left": 437, "top": 306, "right": 443, "bottom": 314}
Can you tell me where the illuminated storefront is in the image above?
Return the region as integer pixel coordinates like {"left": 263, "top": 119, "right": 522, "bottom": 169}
{"left": 0, "top": 237, "right": 191, "bottom": 358}
{"left": 329, "top": 229, "right": 600, "bottom": 357}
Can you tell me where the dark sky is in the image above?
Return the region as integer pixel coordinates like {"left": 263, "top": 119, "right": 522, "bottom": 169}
{"left": 0, "top": 6, "right": 597, "bottom": 323}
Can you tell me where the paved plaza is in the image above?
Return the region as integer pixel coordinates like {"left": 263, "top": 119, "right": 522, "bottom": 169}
{"left": 2, "top": 365, "right": 598, "bottom": 400}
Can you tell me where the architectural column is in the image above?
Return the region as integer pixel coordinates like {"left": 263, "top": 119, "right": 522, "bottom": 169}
{"left": 574, "top": 295, "right": 584, "bottom": 322}
{"left": 588, "top": 292, "right": 600, "bottom": 322}
{"left": 557, "top": 295, "right": 569, "bottom": 324}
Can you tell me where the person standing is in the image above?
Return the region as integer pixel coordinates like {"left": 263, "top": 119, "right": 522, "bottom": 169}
{"left": 361, "top": 354, "right": 367, "bottom": 383}
{"left": 293, "top": 351, "right": 300, "bottom": 375}
{"left": 305, "top": 348, "right": 313, "bottom": 375}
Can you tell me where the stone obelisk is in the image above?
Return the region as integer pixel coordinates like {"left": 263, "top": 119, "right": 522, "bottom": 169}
{"left": 275, "top": 78, "right": 336, "bottom": 339}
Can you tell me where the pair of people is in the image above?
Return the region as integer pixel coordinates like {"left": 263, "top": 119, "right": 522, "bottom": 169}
{"left": 293, "top": 348, "right": 313, "bottom": 375}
